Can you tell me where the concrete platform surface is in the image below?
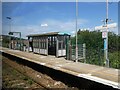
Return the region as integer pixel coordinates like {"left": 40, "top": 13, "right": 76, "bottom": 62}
{"left": 0, "top": 47, "right": 119, "bottom": 89}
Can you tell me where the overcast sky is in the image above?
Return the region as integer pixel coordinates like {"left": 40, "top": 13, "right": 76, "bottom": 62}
{"left": 2, "top": 2, "right": 118, "bottom": 38}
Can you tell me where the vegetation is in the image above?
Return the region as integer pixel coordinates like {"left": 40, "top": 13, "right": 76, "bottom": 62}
{"left": 2, "top": 36, "right": 10, "bottom": 48}
{"left": 71, "top": 30, "right": 120, "bottom": 69}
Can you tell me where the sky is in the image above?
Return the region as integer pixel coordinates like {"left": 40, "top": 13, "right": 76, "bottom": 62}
{"left": 2, "top": 0, "right": 120, "bottom": 2}
{"left": 2, "top": 2, "right": 118, "bottom": 38}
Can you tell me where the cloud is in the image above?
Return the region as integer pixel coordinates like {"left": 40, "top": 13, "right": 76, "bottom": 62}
{"left": 2, "top": 18, "right": 88, "bottom": 39}
{"left": 39, "top": 18, "right": 88, "bottom": 32}
{"left": 71, "top": 31, "right": 75, "bottom": 34}
{"left": 41, "top": 23, "right": 48, "bottom": 27}
{"left": 109, "top": 27, "right": 118, "bottom": 35}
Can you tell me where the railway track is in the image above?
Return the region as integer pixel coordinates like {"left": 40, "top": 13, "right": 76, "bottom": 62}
{"left": 2, "top": 55, "right": 77, "bottom": 90}
{"left": 2, "top": 61, "right": 49, "bottom": 90}
{"left": 2, "top": 56, "right": 45, "bottom": 89}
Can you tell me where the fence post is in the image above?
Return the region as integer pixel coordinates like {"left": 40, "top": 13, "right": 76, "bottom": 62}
{"left": 66, "top": 40, "right": 70, "bottom": 60}
{"left": 83, "top": 43, "right": 86, "bottom": 63}
{"left": 56, "top": 37, "right": 58, "bottom": 57}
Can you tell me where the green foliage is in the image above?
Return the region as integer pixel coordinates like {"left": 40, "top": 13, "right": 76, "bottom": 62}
{"left": 86, "top": 48, "right": 104, "bottom": 66}
{"left": 108, "top": 32, "right": 120, "bottom": 52}
{"left": 71, "top": 30, "right": 104, "bottom": 49}
{"left": 2, "top": 37, "right": 10, "bottom": 48}
{"left": 109, "top": 51, "right": 120, "bottom": 69}
{"left": 71, "top": 30, "right": 120, "bottom": 69}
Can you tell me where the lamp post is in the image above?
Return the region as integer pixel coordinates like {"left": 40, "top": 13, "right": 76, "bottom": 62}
{"left": 75, "top": 0, "right": 78, "bottom": 62}
{"left": 104, "top": 0, "right": 109, "bottom": 67}
{"left": 94, "top": 0, "right": 117, "bottom": 67}
{"left": 95, "top": 0, "right": 109, "bottom": 67}
{"left": 6, "top": 17, "right": 12, "bottom": 32}
{"left": 6, "top": 16, "right": 12, "bottom": 49}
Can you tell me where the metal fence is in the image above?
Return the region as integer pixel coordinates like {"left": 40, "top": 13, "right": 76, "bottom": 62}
{"left": 71, "top": 44, "right": 86, "bottom": 62}
{"left": 66, "top": 41, "right": 86, "bottom": 62}
{"left": 66, "top": 40, "right": 105, "bottom": 66}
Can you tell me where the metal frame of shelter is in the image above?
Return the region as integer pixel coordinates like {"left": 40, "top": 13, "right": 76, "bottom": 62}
{"left": 27, "top": 32, "right": 70, "bottom": 57}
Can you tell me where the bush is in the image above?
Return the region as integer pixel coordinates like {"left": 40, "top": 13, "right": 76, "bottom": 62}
{"left": 109, "top": 51, "right": 120, "bottom": 69}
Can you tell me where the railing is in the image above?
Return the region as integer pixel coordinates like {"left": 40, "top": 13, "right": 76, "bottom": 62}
{"left": 66, "top": 43, "right": 86, "bottom": 62}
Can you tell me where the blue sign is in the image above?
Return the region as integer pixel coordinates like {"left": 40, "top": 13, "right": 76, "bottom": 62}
{"left": 104, "top": 39, "right": 107, "bottom": 50}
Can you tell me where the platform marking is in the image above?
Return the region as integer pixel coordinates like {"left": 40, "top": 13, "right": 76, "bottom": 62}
{"left": 39, "top": 62, "right": 46, "bottom": 65}
{"left": 57, "top": 65, "right": 63, "bottom": 67}
{"left": 77, "top": 74, "right": 119, "bottom": 89}
{"left": 53, "top": 66, "right": 61, "bottom": 69}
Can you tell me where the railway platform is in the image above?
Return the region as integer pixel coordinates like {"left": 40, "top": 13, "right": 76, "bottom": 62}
{"left": 0, "top": 47, "right": 119, "bottom": 89}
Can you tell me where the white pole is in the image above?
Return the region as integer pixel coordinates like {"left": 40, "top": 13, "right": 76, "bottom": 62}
{"left": 6, "top": 17, "right": 12, "bottom": 49}
{"left": 75, "top": 0, "right": 78, "bottom": 62}
{"left": 105, "top": 0, "right": 109, "bottom": 67}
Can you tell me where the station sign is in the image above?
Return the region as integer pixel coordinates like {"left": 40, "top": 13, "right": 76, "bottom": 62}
{"left": 95, "top": 23, "right": 117, "bottom": 31}
{"left": 104, "top": 39, "right": 107, "bottom": 50}
{"left": 102, "top": 31, "right": 107, "bottom": 38}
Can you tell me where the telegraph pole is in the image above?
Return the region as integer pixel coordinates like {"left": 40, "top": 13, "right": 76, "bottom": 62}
{"left": 95, "top": 0, "right": 117, "bottom": 68}
{"left": 6, "top": 17, "right": 12, "bottom": 49}
{"left": 75, "top": 0, "right": 78, "bottom": 62}
{"left": 104, "top": 0, "right": 109, "bottom": 67}
{"left": 6, "top": 17, "right": 12, "bottom": 32}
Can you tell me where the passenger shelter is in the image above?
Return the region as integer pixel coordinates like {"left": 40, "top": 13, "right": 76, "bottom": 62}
{"left": 27, "top": 32, "right": 70, "bottom": 57}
